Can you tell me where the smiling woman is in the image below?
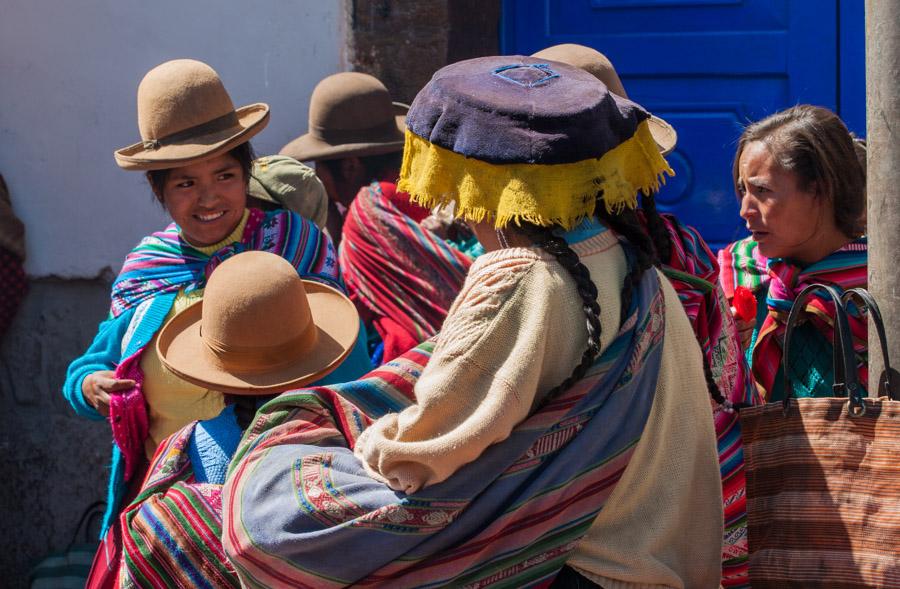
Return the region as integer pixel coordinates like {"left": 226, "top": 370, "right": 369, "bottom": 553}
{"left": 718, "top": 105, "right": 868, "bottom": 402}
{"left": 60, "top": 59, "right": 369, "bottom": 586}
{"left": 147, "top": 146, "right": 254, "bottom": 246}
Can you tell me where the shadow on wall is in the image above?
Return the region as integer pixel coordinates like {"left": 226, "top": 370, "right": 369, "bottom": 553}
{"left": 0, "top": 278, "right": 112, "bottom": 588}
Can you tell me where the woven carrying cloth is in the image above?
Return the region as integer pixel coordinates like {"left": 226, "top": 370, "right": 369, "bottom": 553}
{"left": 398, "top": 56, "right": 673, "bottom": 230}
{"left": 222, "top": 267, "right": 665, "bottom": 588}
{"left": 751, "top": 238, "right": 868, "bottom": 401}
{"left": 114, "top": 343, "right": 431, "bottom": 587}
{"left": 108, "top": 208, "right": 340, "bottom": 483}
{"left": 338, "top": 181, "right": 472, "bottom": 362}
{"left": 646, "top": 213, "right": 758, "bottom": 588}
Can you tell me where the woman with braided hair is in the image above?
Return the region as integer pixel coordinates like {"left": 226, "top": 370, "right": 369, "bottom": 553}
{"left": 536, "top": 44, "right": 757, "bottom": 588}
{"left": 222, "top": 56, "right": 723, "bottom": 588}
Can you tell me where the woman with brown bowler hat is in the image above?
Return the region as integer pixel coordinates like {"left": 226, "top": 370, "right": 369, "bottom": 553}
{"left": 283, "top": 72, "right": 474, "bottom": 363}
{"left": 61, "top": 59, "right": 371, "bottom": 570}
{"left": 112, "top": 250, "right": 360, "bottom": 586}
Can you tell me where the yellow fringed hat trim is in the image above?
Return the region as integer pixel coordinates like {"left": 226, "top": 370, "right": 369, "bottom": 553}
{"left": 398, "top": 119, "right": 674, "bottom": 230}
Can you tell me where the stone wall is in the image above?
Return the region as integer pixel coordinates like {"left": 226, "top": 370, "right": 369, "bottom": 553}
{"left": 345, "top": 0, "right": 501, "bottom": 104}
{"left": 0, "top": 278, "right": 111, "bottom": 584}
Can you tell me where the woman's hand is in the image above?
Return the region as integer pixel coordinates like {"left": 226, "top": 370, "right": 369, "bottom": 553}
{"left": 81, "top": 370, "right": 136, "bottom": 417}
{"left": 734, "top": 315, "right": 755, "bottom": 351}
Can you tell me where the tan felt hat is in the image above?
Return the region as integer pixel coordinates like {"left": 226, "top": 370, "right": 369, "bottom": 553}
{"left": 157, "top": 251, "right": 359, "bottom": 395}
{"left": 280, "top": 72, "right": 407, "bottom": 162}
{"left": 532, "top": 44, "right": 677, "bottom": 155}
{"left": 115, "top": 59, "right": 270, "bottom": 171}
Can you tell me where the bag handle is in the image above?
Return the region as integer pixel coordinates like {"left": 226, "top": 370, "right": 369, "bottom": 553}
{"left": 68, "top": 500, "right": 106, "bottom": 548}
{"left": 841, "top": 288, "right": 900, "bottom": 401}
{"left": 782, "top": 283, "right": 864, "bottom": 416}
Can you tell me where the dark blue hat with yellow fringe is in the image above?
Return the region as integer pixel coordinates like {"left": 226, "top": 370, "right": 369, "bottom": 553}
{"left": 398, "top": 55, "right": 673, "bottom": 229}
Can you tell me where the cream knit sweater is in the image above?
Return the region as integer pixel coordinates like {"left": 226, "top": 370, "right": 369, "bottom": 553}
{"left": 355, "top": 231, "right": 722, "bottom": 588}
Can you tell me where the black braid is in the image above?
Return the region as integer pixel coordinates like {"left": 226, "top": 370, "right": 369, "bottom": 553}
{"left": 638, "top": 193, "right": 744, "bottom": 411}
{"left": 595, "top": 200, "right": 656, "bottom": 323}
{"left": 228, "top": 394, "right": 258, "bottom": 431}
{"left": 640, "top": 193, "right": 673, "bottom": 264}
{"left": 521, "top": 224, "right": 603, "bottom": 404}
{"left": 703, "top": 359, "right": 727, "bottom": 406}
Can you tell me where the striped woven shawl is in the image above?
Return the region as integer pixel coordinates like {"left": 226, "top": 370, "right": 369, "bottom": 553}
{"left": 751, "top": 238, "right": 868, "bottom": 400}
{"left": 222, "top": 266, "right": 665, "bottom": 588}
{"left": 648, "top": 213, "right": 757, "bottom": 588}
{"left": 115, "top": 347, "right": 426, "bottom": 588}
{"left": 338, "top": 182, "right": 471, "bottom": 362}
{"left": 111, "top": 208, "right": 340, "bottom": 318}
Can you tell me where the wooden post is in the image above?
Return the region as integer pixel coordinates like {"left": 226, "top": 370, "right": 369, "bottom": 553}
{"left": 865, "top": 0, "right": 900, "bottom": 394}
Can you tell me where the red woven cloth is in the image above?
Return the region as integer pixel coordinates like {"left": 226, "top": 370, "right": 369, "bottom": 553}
{"left": 339, "top": 181, "right": 472, "bottom": 361}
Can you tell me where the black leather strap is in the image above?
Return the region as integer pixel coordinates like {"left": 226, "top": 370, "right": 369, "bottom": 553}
{"left": 842, "top": 288, "right": 899, "bottom": 401}
{"left": 782, "top": 284, "right": 862, "bottom": 415}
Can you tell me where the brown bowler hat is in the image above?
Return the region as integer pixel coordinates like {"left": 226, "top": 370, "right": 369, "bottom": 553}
{"left": 115, "top": 59, "right": 270, "bottom": 171}
{"left": 157, "top": 251, "right": 359, "bottom": 395}
{"left": 280, "top": 72, "right": 407, "bottom": 162}
{"left": 532, "top": 44, "right": 677, "bottom": 155}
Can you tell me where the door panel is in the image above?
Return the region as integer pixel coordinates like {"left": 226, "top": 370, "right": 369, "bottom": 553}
{"left": 502, "top": 0, "right": 847, "bottom": 249}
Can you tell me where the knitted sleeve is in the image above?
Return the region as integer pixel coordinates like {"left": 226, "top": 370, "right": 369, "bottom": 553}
{"left": 354, "top": 248, "right": 586, "bottom": 493}
{"left": 62, "top": 307, "right": 135, "bottom": 420}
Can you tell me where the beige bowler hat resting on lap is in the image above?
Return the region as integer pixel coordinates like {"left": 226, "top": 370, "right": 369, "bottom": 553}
{"left": 114, "top": 59, "right": 269, "bottom": 171}
{"left": 532, "top": 44, "right": 677, "bottom": 155}
{"left": 280, "top": 72, "right": 407, "bottom": 162}
{"left": 157, "top": 251, "right": 359, "bottom": 395}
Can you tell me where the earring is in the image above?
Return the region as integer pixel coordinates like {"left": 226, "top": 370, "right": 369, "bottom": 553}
{"left": 496, "top": 229, "right": 510, "bottom": 249}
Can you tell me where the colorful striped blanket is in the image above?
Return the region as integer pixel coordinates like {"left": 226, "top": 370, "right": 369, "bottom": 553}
{"left": 649, "top": 214, "right": 757, "bottom": 588}
{"left": 222, "top": 267, "right": 665, "bottom": 588}
{"left": 114, "top": 347, "right": 427, "bottom": 588}
{"left": 107, "top": 208, "right": 340, "bottom": 484}
{"left": 338, "top": 182, "right": 471, "bottom": 362}
{"left": 117, "top": 423, "right": 240, "bottom": 589}
{"left": 110, "top": 208, "right": 340, "bottom": 318}
{"left": 719, "top": 237, "right": 868, "bottom": 400}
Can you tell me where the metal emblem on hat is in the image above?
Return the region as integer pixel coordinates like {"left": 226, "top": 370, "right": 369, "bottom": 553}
{"left": 492, "top": 64, "right": 560, "bottom": 88}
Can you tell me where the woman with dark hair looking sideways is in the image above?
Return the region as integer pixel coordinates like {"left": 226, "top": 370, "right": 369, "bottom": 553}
{"left": 719, "top": 104, "right": 868, "bottom": 402}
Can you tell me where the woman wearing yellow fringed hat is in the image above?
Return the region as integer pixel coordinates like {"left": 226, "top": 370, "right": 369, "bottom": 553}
{"left": 61, "top": 59, "right": 371, "bottom": 583}
{"left": 223, "top": 56, "right": 724, "bottom": 588}
{"left": 535, "top": 43, "right": 758, "bottom": 588}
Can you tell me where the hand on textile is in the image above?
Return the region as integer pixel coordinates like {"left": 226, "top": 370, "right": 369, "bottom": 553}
{"left": 420, "top": 215, "right": 451, "bottom": 239}
{"left": 82, "top": 370, "right": 135, "bottom": 417}
{"left": 734, "top": 315, "right": 755, "bottom": 352}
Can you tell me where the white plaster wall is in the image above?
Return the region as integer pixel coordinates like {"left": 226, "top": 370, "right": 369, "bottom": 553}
{"left": 0, "top": 0, "right": 344, "bottom": 278}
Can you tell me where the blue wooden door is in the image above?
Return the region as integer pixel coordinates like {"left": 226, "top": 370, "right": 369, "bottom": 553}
{"left": 502, "top": 0, "right": 863, "bottom": 249}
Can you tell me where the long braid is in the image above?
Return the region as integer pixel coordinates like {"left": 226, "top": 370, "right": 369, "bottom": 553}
{"left": 595, "top": 200, "right": 656, "bottom": 323}
{"left": 638, "top": 193, "right": 743, "bottom": 411}
{"left": 227, "top": 394, "right": 259, "bottom": 431}
{"left": 640, "top": 193, "right": 673, "bottom": 264}
{"left": 521, "top": 224, "right": 602, "bottom": 404}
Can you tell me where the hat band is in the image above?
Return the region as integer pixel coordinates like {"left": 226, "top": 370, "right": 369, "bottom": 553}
{"left": 310, "top": 117, "right": 400, "bottom": 146}
{"left": 142, "top": 110, "right": 241, "bottom": 150}
{"left": 200, "top": 323, "right": 319, "bottom": 374}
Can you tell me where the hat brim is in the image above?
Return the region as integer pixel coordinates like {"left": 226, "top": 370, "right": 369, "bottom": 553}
{"left": 156, "top": 280, "right": 359, "bottom": 395}
{"left": 280, "top": 104, "right": 407, "bottom": 162}
{"left": 648, "top": 115, "right": 677, "bottom": 156}
{"left": 114, "top": 103, "right": 270, "bottom": 171}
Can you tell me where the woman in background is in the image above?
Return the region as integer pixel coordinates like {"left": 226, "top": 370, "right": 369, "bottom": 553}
{"left": 719, "top": 104, "right": 867, "bottom": 402}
